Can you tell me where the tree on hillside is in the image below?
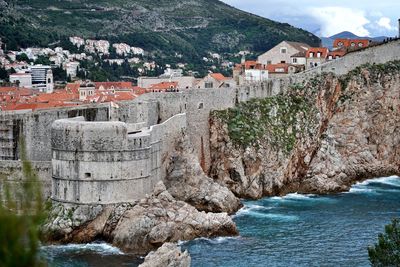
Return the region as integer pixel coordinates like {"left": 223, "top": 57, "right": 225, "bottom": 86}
{"left": 0, "top": 138, "right": 46, "bottom": 267}
{"left": 368, "top": 218, "right": 400, "bottom": 266}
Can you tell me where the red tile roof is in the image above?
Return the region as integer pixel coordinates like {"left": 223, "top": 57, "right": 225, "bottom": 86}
{"left": 210, "top": 73, "right": 228, "bottom": 82}
{"left": 235, "top": 61, "right": 267, "bottom": 71}
{"left": 149, "top": 82, "right": 178, "bottom": 90}
{"left": 306, "top": 48, "right": 329, "bottom": 58}
{"left": 94, "top": 82, "right": 133, "bottom": 90}
{"left": 266, "top": 63, "right": 291, "bottom": 74}
{"left": 333, "top": 39, "right": 370, "bottom": 49}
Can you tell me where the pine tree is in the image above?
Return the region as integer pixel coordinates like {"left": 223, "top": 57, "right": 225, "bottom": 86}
{"left": 368, "top": 218, "right": 400, "bottom": 267}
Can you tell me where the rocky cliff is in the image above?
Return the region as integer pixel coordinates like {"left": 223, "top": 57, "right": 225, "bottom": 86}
{"left": 42, "top": 181, "right": 237, "bottom": 255}
{"left": 209, "top": 61, "right": 400, "bottom": 199}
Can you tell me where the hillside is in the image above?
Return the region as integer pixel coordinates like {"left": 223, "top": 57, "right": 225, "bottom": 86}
{"left": 0, "top": 0, "right": 320, "bottom": 60}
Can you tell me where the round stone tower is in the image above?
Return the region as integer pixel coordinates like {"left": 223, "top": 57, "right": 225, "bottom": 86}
{"left": 51, "top": 117, "right": 159, "bottom": 205}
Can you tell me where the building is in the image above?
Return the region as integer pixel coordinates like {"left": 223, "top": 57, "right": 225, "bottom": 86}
{"left": 95, "top": 82, "right": 134, "bottom": 92}
{"left": 258, "top": 41, "right": 311, "bottom": 65}
{"left": 78, "top": 82, "right": 95, "bottom": 101}
{"left": 31, "top": 65, "right": 54, "bottom": 93}
{"left": 9, "top": 73, "right": 32, "bottom": 88}
{"left": 196, "top": 73, "right": 234, "bottom": 89}
{"left": 233, "top": 61, "right": 269, "bottom": 85}
{"left": 333, "top": 39, "right": 370, "bottom": 50}
{"left": 306, "top": 47, "right": 329, "bottom": 69}
{"left": 138, "top": 76, "right": 197, "bottom": 90}
{"left": 148, "top": 82, "right": 179, "bottom": 92}
{"left": 63, "top": 61, "right": 80, "bottom": 79}
{"left": 266, "top": 63, "right": 302, "bottom": 78}
{"left": 327, "top": 50, "right": 347, "bottom": 61}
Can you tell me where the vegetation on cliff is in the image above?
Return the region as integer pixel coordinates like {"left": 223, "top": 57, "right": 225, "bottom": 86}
{"left": 0, "top": 140, "right": 45, "bottom": 267}
{"left": 368, "top": 218, "right": 400, "bottom": 266}
{"left": 212, "top": 85, "right": 319, "bottom": 154}
{"left": 0, "top": 0, "right": 320, "bottom": 60}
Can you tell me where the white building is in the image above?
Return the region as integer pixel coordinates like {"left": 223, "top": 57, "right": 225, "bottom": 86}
{"left": 31, "top": 65, "right": 54, "bottom": 93}
{"left": 9, "top": 73, "right": 32, "bottom": 88}
{"left": 70, "top": 36, "right": 85, "bottom": 48}
{"left": 63, "top": 61, "right": 80, "bottom": 78}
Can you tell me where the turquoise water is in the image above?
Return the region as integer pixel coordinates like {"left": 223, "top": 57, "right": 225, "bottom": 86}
{"left": 41, "top": 176, "right": 400, "bottom": 267}
{"left": 183, "top": 176, "right": 400, "bottom": 267}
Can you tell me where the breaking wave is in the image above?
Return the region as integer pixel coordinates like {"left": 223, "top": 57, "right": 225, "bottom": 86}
{"left": 41, "top": 242, "right": 124, "bottom": 256}
{"left": 349, "top": 176, "right": 400, "bottom": 194}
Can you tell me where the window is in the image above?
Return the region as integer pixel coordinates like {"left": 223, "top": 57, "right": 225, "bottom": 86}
{"left": 328, "top": 55, "right": 333, "bottom": 60}
{"left": 205, "top": 82, "right": 213, "bottom": 89}
{"left": 280, "top": 61, "right": 286, "bottom": 64}
{"left": 317, "top": 52, "right": 321, "bottom": 58}
{"left": 309, "top": 52, "right": 314, "bottom": 58}
{"left": 358, "top": 42, "right": 363, "bottom": 47}
{"left": 280, "top": 48, "right": 287, "bottom": 54}
{"left": 267, "top": 60, "right": 272, "bottom": 65}
{"left": 351, "top": 42, "right": 356, "bottom": 47}
{"left": 198, "top": 103, "right": 204, "bottom": 109}
{"left": 292, "top": 58, "right": 298, "bottom": 63}
{"left": 338, "top": 42, "right": 344, "bottom": 46}
{"left": 85, "top": 173, "right": 91, "bottom": 178}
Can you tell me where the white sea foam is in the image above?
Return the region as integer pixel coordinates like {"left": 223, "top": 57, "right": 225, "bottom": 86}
{"left": 41, "top": 242, "right": 124, "bottom": 255}
{"left": 233, "top": 204, "right": 273, "bottom": 218}
{"left": 192, "top": 236, "right": 240, "bottom": 244}
{"left": 358, "top": 176, "right": 400, "bottom": 187}
{"left": 269, "top": 193, "right": 318, "bottom": 201}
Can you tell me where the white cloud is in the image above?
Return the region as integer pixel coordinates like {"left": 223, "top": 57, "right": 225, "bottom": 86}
{"left": 308, "top": 7, "right": 371, "bottom": 37}
{"left": 376, "top": 17, "right": 395, "bottom": 31}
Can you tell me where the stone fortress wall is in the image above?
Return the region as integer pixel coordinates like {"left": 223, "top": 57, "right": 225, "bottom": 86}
{"left": 0, "top": 39, "right": 398, "bottom": 205}
{"left": 51, "top": 114, "right": 186, "bottom": 205}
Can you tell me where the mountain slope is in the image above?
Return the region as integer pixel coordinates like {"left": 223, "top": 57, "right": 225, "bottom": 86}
{"left": 0, "top": 0, "right": 320, "bottom": 60}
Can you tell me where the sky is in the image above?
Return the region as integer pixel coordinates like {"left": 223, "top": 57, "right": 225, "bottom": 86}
{"left": 221, "top": 0, "right": 400, "bottom": 37}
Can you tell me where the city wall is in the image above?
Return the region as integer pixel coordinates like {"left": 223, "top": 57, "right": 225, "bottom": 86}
{"left": 0, "top": 39, "right": 398, "bottom": 202}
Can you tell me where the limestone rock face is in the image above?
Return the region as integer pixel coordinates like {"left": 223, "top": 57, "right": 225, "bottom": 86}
{"left": 138, "top": 242, "right": 191, "bottom": 267}
{"left": 112, "top": 182, "right": 238, "bottom": 254}
{"left": 210, "top": 63, "right": 400, "bottom": 198}
{"left": 165, "top": 139, "right": 242, "bottom": 214}
{"left": 43, "top": 182, "right": 237, "bottom": 255}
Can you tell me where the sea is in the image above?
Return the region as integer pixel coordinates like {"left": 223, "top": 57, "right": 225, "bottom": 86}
{"left": 41, "top": 176, "right": 400, "bottom": 267}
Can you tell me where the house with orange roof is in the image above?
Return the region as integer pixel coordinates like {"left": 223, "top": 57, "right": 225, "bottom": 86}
{"left": 196, "top": 73, "right": 234, "bottom": 89}
{"left": 148, "top": 82, "right": 179, "bottom": 92}
{"left": 306, "top": 47, "right": 329, "bottom": 69}
{"left": 327, "top": 50, "right": 347, "bottom": 61}
{"left": 266, "top": 63, "right": 302, "bottom": 78}
{"left": 333, "top": 39, "right": 370, "bottom": 51}
{"left": 94, "top": 82, "right": 134, "bottom": 92}
{"left": 233, "top": 61, "right": 269, "bottom": 85}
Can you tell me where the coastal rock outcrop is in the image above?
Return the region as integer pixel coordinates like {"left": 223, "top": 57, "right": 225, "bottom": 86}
{"left": 209, "top": 62, "right": 400, "bottom": 198}
{"left": 165, "top": 139, "right": 242, "bottom": 214}
{"left": 112, "top": 182, "right": 237, "bottom": 254}
{"left": 138, "top": 242, "right": 191, "bottom": 267}
{"left": 43, "top": 182, "right": 237, "bottom": 255}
